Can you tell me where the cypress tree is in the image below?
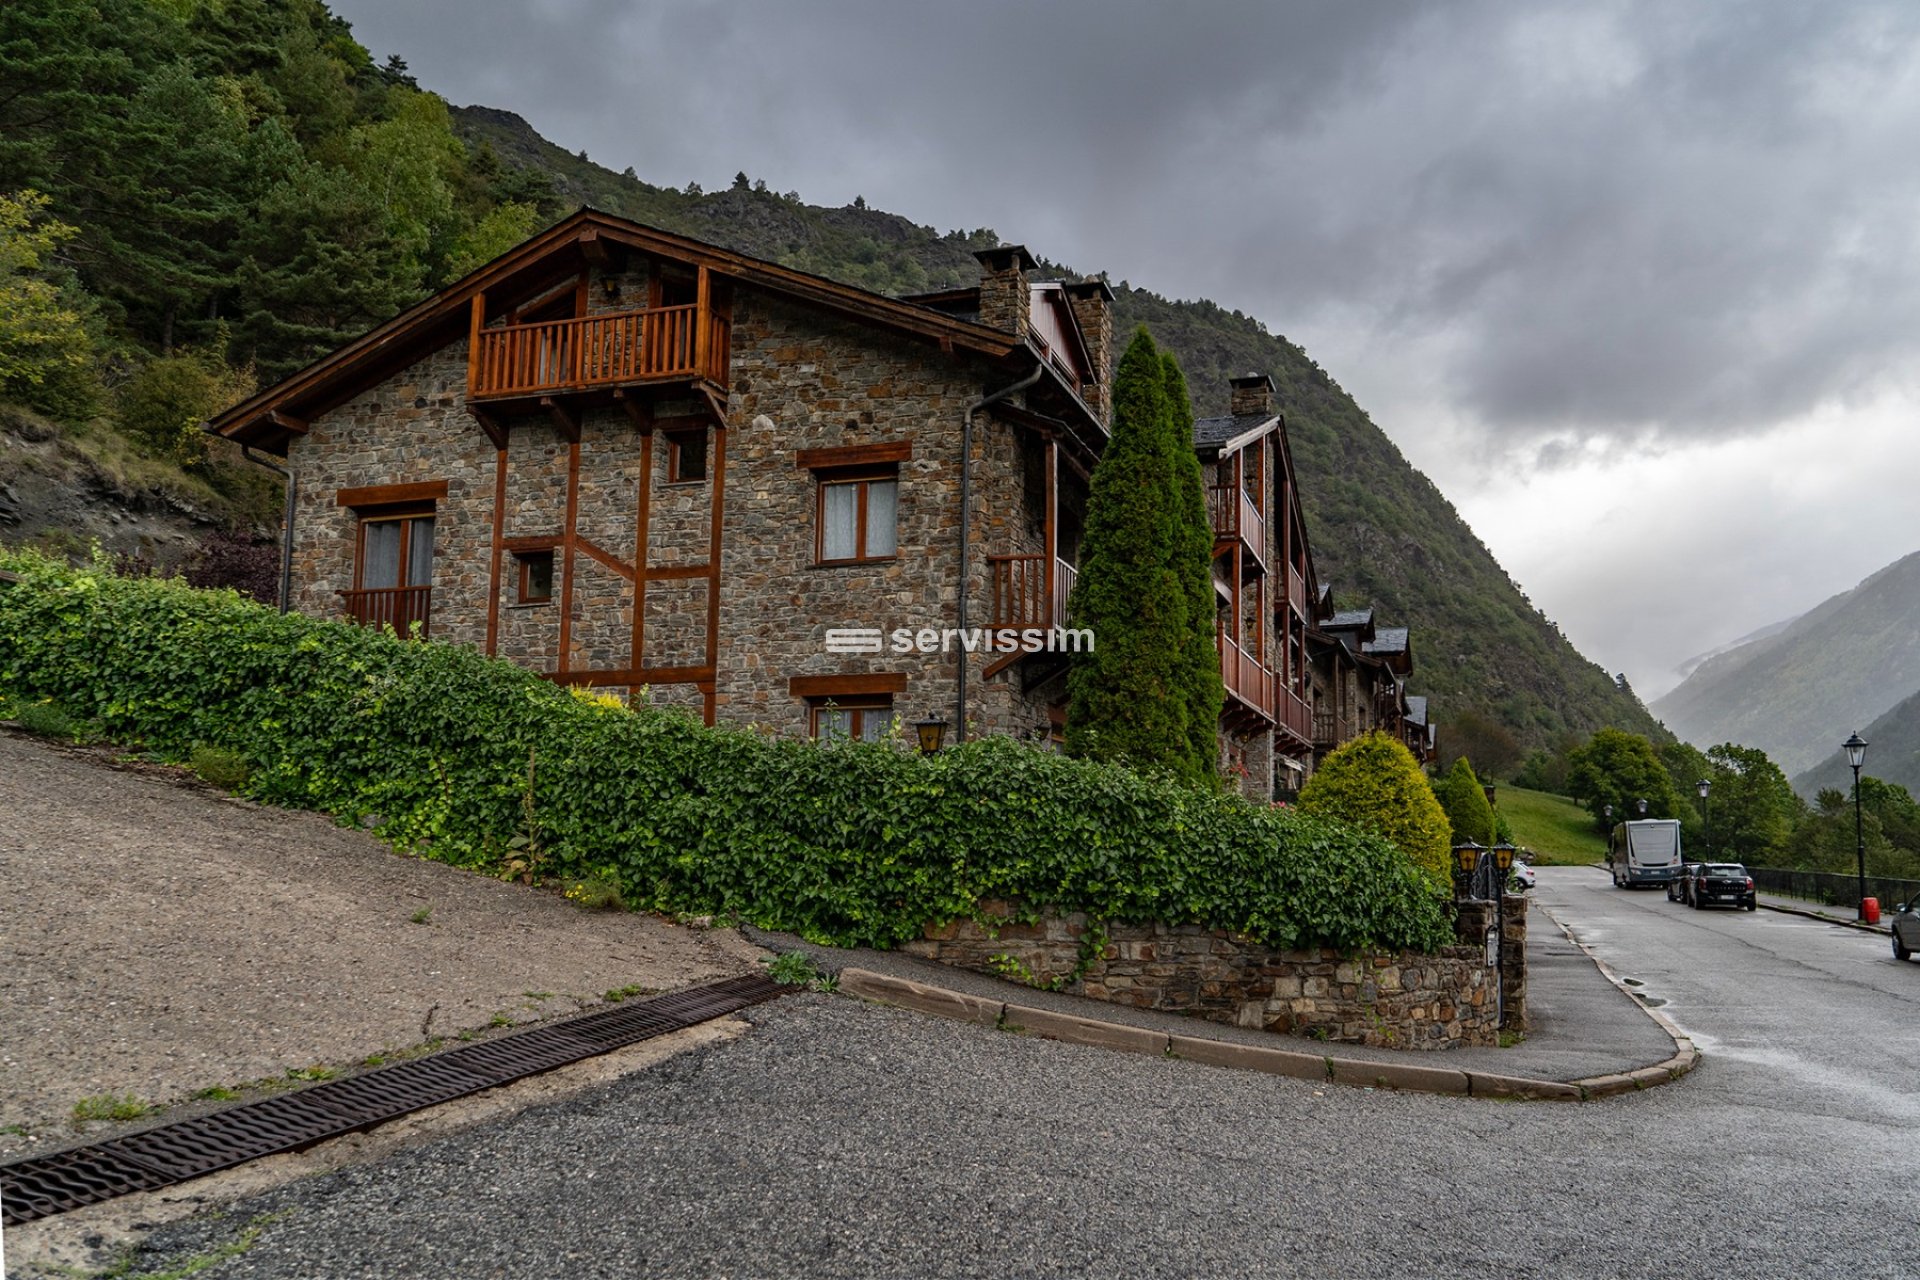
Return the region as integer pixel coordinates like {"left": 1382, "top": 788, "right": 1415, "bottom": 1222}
{"left": 1066, "top": 327, "right": 1195, "bottom": 776}
{"left": 1161, "top": 352, "right": 1222, "bottom": 780}
{"left": 1434, "top": 756, "right": 1496, "bottom": 847}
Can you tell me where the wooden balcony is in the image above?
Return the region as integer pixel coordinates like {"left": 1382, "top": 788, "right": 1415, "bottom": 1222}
{"left": 988, "top": 554, "right": 1076, "bottom": 632}
{"left": 1277, "top": 688, "right": 1313, "bottom": 744}
{"left": 468, "top": 304, "right": 730, "bottom": 401}
{"left": 1312, "top": 708, "right": 1354, "bottom": 748}
{"left": 340, "top": 586, "right": 431, "bottom": 638}
{"left": 1220, "top": 635, "right": 1276, "bottom": 722}
{"left": 1206, "top": 483, "right": 1266, "bottom": 569}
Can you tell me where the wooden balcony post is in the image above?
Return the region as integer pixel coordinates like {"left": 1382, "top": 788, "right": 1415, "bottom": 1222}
{"left": 1044, "top": 438, "right": 1058, "bottom": 626}
{"left": 467, "top": 293, "right": 485, "bottom": 399}
{"left": 694, "top": 266, "right": 712, "bottom": 378}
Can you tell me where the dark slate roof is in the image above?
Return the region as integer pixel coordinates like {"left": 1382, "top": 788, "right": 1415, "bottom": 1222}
{"left": 1192, "top": 412, "right": 1270, "bottom": 449}
{"left": 1363, "top": 627, "right": 1409, "bottom": 656}
{"left": 1324, "top": 608, "right": 1373, "bottom": 630}
{"left": 1405, "top": 695, "right": 1429, "bottom": 726}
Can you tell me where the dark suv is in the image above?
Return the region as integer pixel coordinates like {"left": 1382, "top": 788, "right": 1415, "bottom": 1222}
{"left": 1688, "top": 862, "right": 1757, "bottom": 911}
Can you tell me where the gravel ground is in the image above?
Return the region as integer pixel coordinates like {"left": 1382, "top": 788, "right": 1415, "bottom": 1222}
{"left": 0, "top": 731, "right": 762, "bottom": 1158}
{"left": 105, "top": 992, "right": 1904, "bottom": 1280}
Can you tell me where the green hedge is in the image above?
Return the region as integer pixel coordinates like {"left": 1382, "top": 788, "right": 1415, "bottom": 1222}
{"left": 0, "top": 550, "right": 1453, "bottom": 952}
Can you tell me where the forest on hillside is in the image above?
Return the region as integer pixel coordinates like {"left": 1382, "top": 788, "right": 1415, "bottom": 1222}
{"left": 0, "top": 0, "right": 1664, "bottom": 758}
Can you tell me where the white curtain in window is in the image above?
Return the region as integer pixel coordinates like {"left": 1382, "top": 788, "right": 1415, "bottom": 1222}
{"left": 822, "top": 483, "right": 858, "bottom": 560}
{"left": 405, "top": 517, "right": 435, "bottom": 587}
{"left": 858, "top": 707, "right": 891, "bottom": 742}
{"left": 818, "top": 708, "right": 853, "bottom": 740}
{"left": 864, "top": 480, "right": 897, "bottom": 557}
{"left": 363, "top": 521, "right": 402, "bottom": 589}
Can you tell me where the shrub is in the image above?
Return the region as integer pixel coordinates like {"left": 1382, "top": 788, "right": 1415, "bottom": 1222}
{"left": 0, "top": 549, "right": 1454, "bottom": 953}
{"left": 1298, "top": 732, "right": 1452, "bottom": 891}
{"left": 190, "top": 743, "right": 251, "bottom": 790}
{"left": 1433, "top": 757, "right": 1496, "bottom": 847}
{"left": 15, "top": 697, "right": 84, "bottom": 741}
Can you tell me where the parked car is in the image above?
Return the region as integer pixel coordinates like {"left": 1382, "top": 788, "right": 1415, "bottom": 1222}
{"left": 1509, "top": 859, "right": 1537, "bottom": 893}
{"left": 1669, "top": 862, "right": 1703, "bottom": 903}
{"left": 1688, "top": 862, "right": 1757, "bottom": 911}
{"left": 1893, "top": 901, "right": 1919, "bottom": 962}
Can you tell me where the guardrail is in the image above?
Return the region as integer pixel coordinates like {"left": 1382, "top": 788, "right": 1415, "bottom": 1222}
{"left": 1749, "top": 866, "right": 1920, "bottom": 909}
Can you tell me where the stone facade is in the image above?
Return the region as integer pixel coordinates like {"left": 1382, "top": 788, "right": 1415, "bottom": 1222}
{"left": 902, "top": 901, "right": 1509, "bottom": 1050}
{"left": 282, "top": 256, "right": 1073, "bottom": 745}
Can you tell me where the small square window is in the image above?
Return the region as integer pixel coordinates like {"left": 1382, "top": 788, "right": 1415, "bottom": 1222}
{"left": 817, "top": 475, "right": 898, "bottom": 563}
{"left": 666, "top": 429, "right": 707, "bottom": 483}
{"left": 516, "top": 550, "right": 555, "bottom": 604}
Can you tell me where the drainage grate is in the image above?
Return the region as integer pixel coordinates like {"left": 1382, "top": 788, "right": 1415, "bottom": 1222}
{"left": 1, "top": 973, "right": 787, "bottom": 1226}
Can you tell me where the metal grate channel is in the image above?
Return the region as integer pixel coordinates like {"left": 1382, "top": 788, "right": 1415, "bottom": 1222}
{"left": 1, "top": 973, "right": 788, "bottom": 1226}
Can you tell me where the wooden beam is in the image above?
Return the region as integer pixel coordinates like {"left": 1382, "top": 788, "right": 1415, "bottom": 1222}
{"left": 794, "top": 441, "right": 912, "bottom": 470}
{"left": 542, "top": 396, "right": 581, "bottom": 442}
{"left": 267, "top": 409, "right": 308, "bottom": 435}
{"left": 578, "top": 228, "right": 609, "bottom": 267}
{"left": 485, "top": 449, "right": 506, "bottom": 656}
{"left": 335, "top": 480, "right": 448, "bottom": 508}
{"left": 697, "top": 382, "right": 728, "bottom": 426}
{"left": 558, "top": 440, "right": 581, "bottom": 673}
{"left": 644, "top": 563, "right": 709, "bottom": 580}
{"left": 550, "top": 665, "right": 715, "bottom": 686}
{"left": 788, "top": 673, "right": 909, "bottom": 698}
{"left": 576, "top": 535, "right": 634, "bottom": 582}
{"left": 467, "top": 293, "right": 485, "bottom": 399}
{"left": 693, "top": 265, "right": 711, "bottom": 376}
{"left": 633, "top": 426, "right": 654, "bottom": 669}
{"left": 472, "top": 408, "right": 507, "bottom": 451}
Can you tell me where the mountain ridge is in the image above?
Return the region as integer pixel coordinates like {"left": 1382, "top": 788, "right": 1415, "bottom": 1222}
{"left": 1653, "top": 548, "right": 1920, "bottom": 778}
{"left": 448, "top": 105, "right": 1664, "bottom": 756}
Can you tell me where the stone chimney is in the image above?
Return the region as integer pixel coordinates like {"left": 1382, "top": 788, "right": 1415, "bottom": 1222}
{"left": 1230, "top": 372, "right": 1275, "bottom": 418}
{"left": 1063, "top": 278, "right": 1115, "bottom": 427}
{"left": 974, "top": 244, "right": 1036, "bottom": 336}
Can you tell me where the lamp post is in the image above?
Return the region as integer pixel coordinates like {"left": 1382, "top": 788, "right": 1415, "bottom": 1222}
{"left": 1451, "top": 841, "right": 1485, "bottom": 900}
{"left": 1696, "top": 778, "right": 1711, "bottom": 860}
{"left": 1635, "top": 797, "right": 1648, "bottom": 819}
{"left": 1844, "top": 732, "right": 1869, "bottom": 919}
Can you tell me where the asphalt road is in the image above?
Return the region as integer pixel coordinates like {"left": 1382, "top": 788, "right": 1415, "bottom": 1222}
{"left": 66, "top": 868, "right": 1920, "bottom": 1278}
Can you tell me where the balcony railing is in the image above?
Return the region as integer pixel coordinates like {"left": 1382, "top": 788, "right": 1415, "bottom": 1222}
{"left": 988, "top": 554, "right": 1076, "bottom": 633}
{"left": 1277, "top": 688, "right": 1313, "bottom": 743}
{"left": 469, "top": 304, "right": 731, "bottom": 399}
{"left": 1206, "top": 483, "right": 1266, "bottom": 565}
{"left": 1219, "top": 635, "right": 1275, "bottom": 721}
{"left": 340, "top": 586, "right": 431, "bottom": 638}
{"left": 1312, "top": 708, "right": 1354, "bottom": 748}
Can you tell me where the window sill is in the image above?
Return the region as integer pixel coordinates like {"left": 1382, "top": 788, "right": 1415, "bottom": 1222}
{"left": 813, "top": 557, "right": 899, "bottom": 569}
{"left": 661, "top": 479, "right": 708, "bottom": 488}
{"left": 507, "top": 600, "right": 554, "bottom": 610}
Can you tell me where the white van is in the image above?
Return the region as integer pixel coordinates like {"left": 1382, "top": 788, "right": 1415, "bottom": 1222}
{"left": 1608, "top": 819, "right": 1682, "bottom": 889}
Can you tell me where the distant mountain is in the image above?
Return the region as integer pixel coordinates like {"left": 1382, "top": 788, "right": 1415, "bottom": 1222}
{"left": 1652, "top": 549, "right": 1920, "bottom": 777}
{"left": 450, "top": 108, "right": 1665, "bottom": 754}
{"left": 1794, "top": 687, "right": 1920, "bottom": 798}
{"left": 1672, "top": 614, "right": 1800, "bottom": 683}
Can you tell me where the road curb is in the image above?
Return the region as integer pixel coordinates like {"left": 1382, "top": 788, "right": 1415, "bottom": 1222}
{"left": 837, "top": 966, "right": 1677, "bottom": 1103}
{"left": 1758, "top": 900, "right": 1892, "bottom": 935}
{"left": 1533, "top": 903, "right": 1700, "bottom": 1097}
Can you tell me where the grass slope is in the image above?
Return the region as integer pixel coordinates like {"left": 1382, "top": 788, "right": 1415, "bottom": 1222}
{"left": 1497, "top": 786, "right": 1606, "bottom": 866}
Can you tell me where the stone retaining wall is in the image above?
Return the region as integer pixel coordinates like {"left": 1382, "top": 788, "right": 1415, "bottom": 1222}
{"left": 901, "top": 900, "right": 1515, "bottom": 1049}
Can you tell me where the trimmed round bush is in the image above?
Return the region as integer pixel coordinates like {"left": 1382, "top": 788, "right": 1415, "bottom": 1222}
{"left": 1298, "top": 731, "right": 1452, "bottom": 892}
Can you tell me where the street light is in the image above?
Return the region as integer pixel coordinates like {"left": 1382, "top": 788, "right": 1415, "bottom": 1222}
{"left": 1451, "top": 841, "right": 1485, "bottom": 899}
{"left": 1844, "top": 731, "right": 1869, "bottom": 919}
{"left": 914, "top": 717, "right": 949, "bottom": 755}
{"left": 1696, "top": 778, "right": 1711, "bottom": 859}
{"left": 1635, "top": 798, "right": 1649, "bottom": 819}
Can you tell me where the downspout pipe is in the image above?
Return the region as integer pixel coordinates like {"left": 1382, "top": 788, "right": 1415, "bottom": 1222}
{"left": 956, "top": 361, "right": 1045, "bottom": 744}
{"left": 235, "top": 438, "right": 296, "bottom": 615}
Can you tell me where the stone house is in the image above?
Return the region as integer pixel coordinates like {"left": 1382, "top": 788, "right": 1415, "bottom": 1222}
{"left": 1307, "top": 603, "right": 1430, "bottom": 782}
{"left": 208, "top": 210, "right": 1306, "bottom": 794}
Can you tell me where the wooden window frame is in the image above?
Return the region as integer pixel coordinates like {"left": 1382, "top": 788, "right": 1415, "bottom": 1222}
{"left": 813, "top": 466, "right": 899, "bottom": 566}
{"left": 807, "top": 695, "right": 895, "bottom": 743}
{"left": 665, "top": 428, "right": 708, "bottom": 484}
{"left": 515, "top": 548, "right": 555, "bottom": 605}
{"left": 352, "top": 502, "right": 437, "bottom": 591}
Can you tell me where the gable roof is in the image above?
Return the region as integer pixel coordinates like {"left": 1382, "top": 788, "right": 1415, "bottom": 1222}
{"left": 1192, "top": 411, "right": 1274, "bottom": 453}
{"left": 209, "top": 208, "right": 1054, "bottom": 453}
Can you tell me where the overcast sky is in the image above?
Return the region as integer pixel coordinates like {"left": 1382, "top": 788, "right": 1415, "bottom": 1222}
{"left": 330, "top": 0, "right": 1920, "bottom": 701}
